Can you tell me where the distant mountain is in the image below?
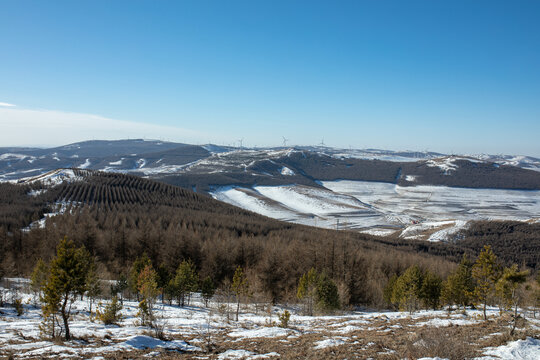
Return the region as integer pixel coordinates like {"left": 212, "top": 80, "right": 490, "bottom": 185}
{"left": 2, "top": 139, "right": 540, "bottom": 192}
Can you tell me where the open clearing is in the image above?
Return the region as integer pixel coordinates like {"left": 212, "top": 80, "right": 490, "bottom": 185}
{"left": 1, "top": 280, "right": 539, "bottom": 359}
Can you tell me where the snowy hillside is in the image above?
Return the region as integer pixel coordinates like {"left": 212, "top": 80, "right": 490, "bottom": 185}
{"left": 212, "top": 181, "right": 540, "bottom": 241}
{"left": 1, "top": 279, "right": 539, "bottom": 359}
{"left": 2, "top": 140, "right": 540, "bottom": 241}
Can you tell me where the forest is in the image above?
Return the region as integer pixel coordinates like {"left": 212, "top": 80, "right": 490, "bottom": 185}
{"left": 1, "top": 171, "right": 539, "bottom": 310}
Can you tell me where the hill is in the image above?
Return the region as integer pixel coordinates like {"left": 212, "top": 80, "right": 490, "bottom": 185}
{"left": 0, "top": 170, "right": 466, "bottom": 307}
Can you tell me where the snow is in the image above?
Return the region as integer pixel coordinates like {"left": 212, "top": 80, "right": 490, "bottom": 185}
{"left": 27, "top": 189, "right": 47, "bottom": 197}
{"left": 0, "top": 285, "right": 534, "bottom": 359}
{"left": 228, "top": 327, "right": 290, "bottom": 338}
{"left": 138, "top": 160, "right": 199, "bottom": 175}
{"left": 218, "top": 350, "right": 280, "bottom": 359}
{"left": 415, "top": 317, "right": 477, "bottom": 327}
{"left": 213, "top": 180, "right": 540, "bottom": 240}
{"left": 326, "top": 148, "right": 437, "bottom": 162}
{"left": 280, "top": 166, "right": 295, "bottom": 176}
{"left": 323, "top": 180, "right": 540, "bottom": 240}
{"left": 359, "top": 228, "right": 398, "bottom": 236}
{"left": 314, "top": 338, "right": 346, "bottom": 349}
{"left": 118, "top": 335, "right": 201, "bottom": 351}
{"left": 212, "top": 186, "right": 300, "bottom": 220}
{"left": 22, "top": 201, "right": 77, "bottom": 231}
{"left": 400, "top": 220, "right": 456, "bottom": 239}
{"left": 109, "top": 159, "right": 123, "bottom": 165}
{"left": 212, "top": 184, "right": 381, "bottom": 231}
{"left": 79, "top": 158, "right": 91, "bottom": 169}
{"left": 254, "top": 185, "right": 367, "bottom": 216}
{"left": 18, "top": 169, "right": 84, "bottom": 186}
{"left": 427, "top": 220, "right": 469, "bottom": 242}
{"left": 426, "top": 157, "right": 459, "bottom": 174}
{"left": 479, "top": 337, "right": 540, "bottom": 360}
{"left": 0, "top": 153, "right": 31, "bottom": 161}
{"left": 137, "top": 158, "right": 146, "bottom": 168}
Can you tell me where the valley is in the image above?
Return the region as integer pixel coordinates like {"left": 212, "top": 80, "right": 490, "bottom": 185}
{"left": 3, "top": 140, "right": 540, "bottom": 243}
{"left": 213, "top": 180, "right": 540, "bottom": 241}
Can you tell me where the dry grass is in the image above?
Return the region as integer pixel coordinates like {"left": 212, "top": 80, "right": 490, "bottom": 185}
{"left": 2, "top": 313, "right": 539, "bottom": 359}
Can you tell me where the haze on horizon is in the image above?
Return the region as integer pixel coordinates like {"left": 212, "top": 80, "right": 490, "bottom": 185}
{"left": 1, "top": 1, "right": 539, "bottom": 157}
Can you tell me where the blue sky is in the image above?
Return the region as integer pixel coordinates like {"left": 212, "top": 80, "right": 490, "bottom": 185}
{"left": 1, "top": 1, "right": 539, "bottom": 156}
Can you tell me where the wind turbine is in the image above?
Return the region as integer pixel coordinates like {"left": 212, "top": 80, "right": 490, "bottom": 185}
{"left": 238, "top": 138, "right": 244, "bottom": 149}
{"left": 282, "top": 136, "right": 289, "bottom": 147}
{"left": 319, "top": 138, "right": 325, "bottom": 147}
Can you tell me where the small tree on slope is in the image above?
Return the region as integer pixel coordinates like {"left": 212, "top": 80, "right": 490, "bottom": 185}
{"left": 172, "top": 260, "right": 198, "bottom": 307}
{"left": 392, "top": 265, "right": 423, "bottom": 314}
{"left": 201, "top": 276, "right": 215, "bottom": 307}
{"left": 137, "top": 264, "right": 159, "bottom": 327}
{"left": 30, "top": 259, "right": 49, "bottom": 306}
{"left": 297, "top": 268, "right": 319, "bottom": 316}
{"left": 472, "top": 245, "right": 500, "bottom": 320}
{"left": 41, "top": 238, "right": 91, "bottom": 340}
{"left": 441, "top": 254, "right": 474, "bottom": 310}
{"left": 232, "top": 266, "right": 249, "bottom": 321}
{"left": 495, "top": 264, "right": 528, "bottom": 334}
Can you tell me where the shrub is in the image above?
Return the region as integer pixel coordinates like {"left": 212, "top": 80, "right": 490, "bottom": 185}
{"left": 14, "top": 298, "right": 24, "bottom": 316}
{"left": 278, "top": 309, "right": 290, "bottom": 328}
{"left": 97, "top": 296, "right": 123, "bottom": 325}
{"left": 316, "top": 272, "right": 340, "bottom": 313}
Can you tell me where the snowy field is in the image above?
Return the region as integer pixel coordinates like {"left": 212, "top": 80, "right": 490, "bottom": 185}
{"left": 212, "top": 180, "right": 540, "bottom": 241}
{"left": 1, "top": 280, "right": 539, "bottom": 359}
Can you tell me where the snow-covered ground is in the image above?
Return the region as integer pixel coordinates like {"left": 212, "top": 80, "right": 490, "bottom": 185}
{"left": 0, "top": 281, "right": 538, "bottom": 359}
{"left": 212, "top": 180, "right": 540, "bottom": 240}
{"left": 17, "top": 169, "right": 85, "bottom": 186}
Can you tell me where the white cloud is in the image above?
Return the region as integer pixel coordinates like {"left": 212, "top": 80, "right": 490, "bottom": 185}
{"left": 0, "top": 102, "right": 16, "bottom": 107}
{"left": 0, "top": 107, "right": 220, "bottom": 147}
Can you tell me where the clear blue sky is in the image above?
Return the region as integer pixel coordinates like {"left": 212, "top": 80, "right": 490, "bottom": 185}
{"left": 1, "top": 0, "right": 539, "bottom": 156}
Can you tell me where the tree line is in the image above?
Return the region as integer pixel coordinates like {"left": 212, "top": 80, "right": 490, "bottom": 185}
{"left": 10, "top": 239, "right": 538, "bottom": 342}
{"left": 384, "top": 245, "right": 539, "bottom": 334}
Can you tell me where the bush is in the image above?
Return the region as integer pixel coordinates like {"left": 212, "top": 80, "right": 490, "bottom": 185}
{"left": 14, "top": 298, "right": 24, "bottom": 316}
{"left": 278, "top": 309, "right": 290, "bottom": 328}
{"left": 97, "top": 296, "right": 123, "bottom": 325}
{"left": 405, "top": 327, "right": 475, "bottom": 360}
{"left": 316, "top": 272, "right": 340, "bottom": 313}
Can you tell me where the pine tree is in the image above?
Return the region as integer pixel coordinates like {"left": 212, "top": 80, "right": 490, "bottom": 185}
{"left": 41, "top": 238, "right": 91, "bottom": 340}
{"left": 110, "top": 274, "right": 128, "bottom": 305}
{"left": 30, "top": 259, "right": 49, "bottom": 305}
{"left": 85, "top": 257, "right": 101, "bottom": 318}
{"left": 232, "top": 266, "right": 249, "bottom": 321}
{"left": 172, "top": 260, "right": 198, "bottom": 307}
{"left": 128, "top": 253, "right": 151, "bottom": 301}
{"left": 297, "top": 268, "right": 319, "bottom": 316}
{"left": 156, "top": 264, "right": 171, "bottom": 304}
{"left": 201, "top": 276, "right": 215, "bottom": 307}
{"left": 472, "top": 245, "right": 500, "bottom": 320}
{"left": 97, "top": 295, "right": 123, "bottom": 325}
{"left": 392, "top": 265, "right": 423, "bottom": 314}
{"left": 383, "top": 274, "right": 398, "bottom": 309}
{"left": 137, "top": 264, "right": 159, "bottom": 327}
{"left": 421, "top": 270, "right": 442, "bottom": 310}
{"left": 441, "top": 254, "right": 475, "bottom": 310}
{"left": 495, "top": 264, "right": 528, "bottom": 334}
{"left": 316, "top": 272, "right": 340, "bottom": 313}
